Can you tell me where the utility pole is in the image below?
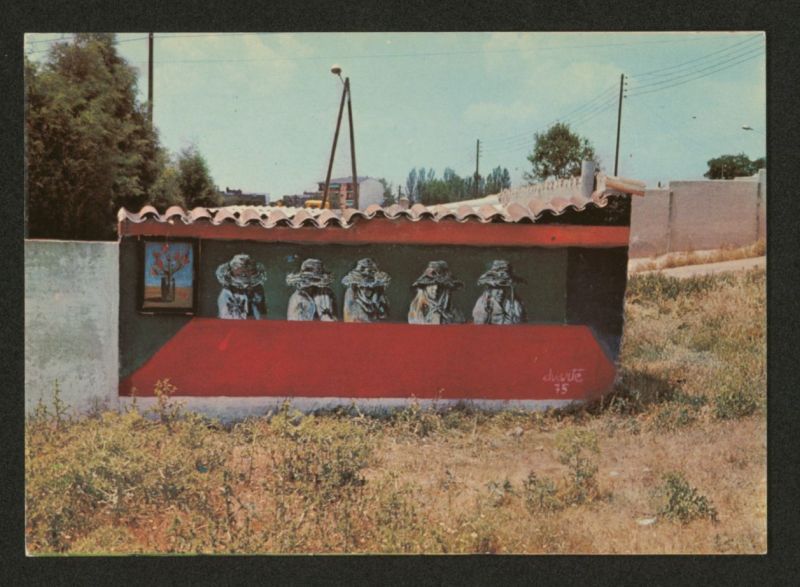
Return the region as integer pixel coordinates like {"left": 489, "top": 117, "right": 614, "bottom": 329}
{"left": 321, "top": 80, "right": 348, "bottom": 210}
{"left": 148, "top": 33, "right": 154, "bottom": 124}
{"left": 474, "top": 139, "right": 481, "bottom": 197}
{"left": 613, "top": 73, "right": 625, "bottom": 176}
{"left": 345, "top": 78, "right": 358, "bottom": 210}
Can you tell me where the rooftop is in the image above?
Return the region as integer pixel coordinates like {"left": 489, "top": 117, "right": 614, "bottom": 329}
{"left": 120, "top": 174, "right": 644, "bottom": 230}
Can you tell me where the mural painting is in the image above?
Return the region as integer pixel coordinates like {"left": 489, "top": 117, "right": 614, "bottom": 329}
{"left": 140, "top": 240, "right": 195, "bottom": 313}
{"left": 408, "top": 260, "right": 465, "bottom": 324}
{"left": 342, "top": 258, "right": 391, "bottom": 323}
{"left": 286, "top": 258, "right": 338, "bottom": 321}
{"left": 119, "top": 217, "right": 631, "bottom": 404}
{"left": 215, "top": 254, "right": 267, "bottom": 319}
{"left": 472, "top": 260, "right": 527, "bottom": 325}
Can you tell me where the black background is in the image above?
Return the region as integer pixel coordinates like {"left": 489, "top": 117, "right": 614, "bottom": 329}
{"left": 3, "top": 1, "right": 798, "bottom": 584}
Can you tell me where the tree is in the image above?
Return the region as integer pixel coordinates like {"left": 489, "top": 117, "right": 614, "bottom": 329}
{"left": 378, "top": 177, "right": 396, "bottom": 206}
{"left": 404, "top": 166, "right": 506, "bottom": 205}
{"left": 484, "top": 166, "right": 512, "bottom": 195}
{"left": 524, "top": 122, "right": 598, "bottom": 184}
{"left": 405, "top": 168, "right": 418, "bottom": 202}
{"left": 149, "top": 154, "right": 185, "bottom": 211}
{"left": 177, "top": 145, "right": 221, "bottom": 208}
{"left": 704, "top": 153, "right": 765, "bottom": 179}
{"left": 25, "top": 34, "right": 163, "bottom": 240}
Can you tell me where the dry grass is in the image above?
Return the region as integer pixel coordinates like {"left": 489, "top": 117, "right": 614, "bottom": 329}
{"left": 630, "top": 240, "right": 765, "bottom": 273}
{"left": 25, "top": 269, "right": 766, "bottom": 555}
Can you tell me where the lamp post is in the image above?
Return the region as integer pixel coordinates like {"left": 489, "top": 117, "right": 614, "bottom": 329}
{"left": 321, "top": 65, "right": 359, "bottom": 211}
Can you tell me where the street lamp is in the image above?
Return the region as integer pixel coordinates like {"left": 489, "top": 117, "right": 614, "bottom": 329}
{"left": 321, "top": 65, "right": 359, "bottom": 211}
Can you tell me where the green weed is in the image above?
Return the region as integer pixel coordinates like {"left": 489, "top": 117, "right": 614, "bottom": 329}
{"left": 654, "top": 472, "right": 718, "bottom": 524}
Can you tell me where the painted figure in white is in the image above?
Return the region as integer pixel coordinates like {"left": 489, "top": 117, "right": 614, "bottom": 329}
{"left": 286, "top": 258, "right": 337, "bottom": 321}
{"left": 472, "top": 260, "right": 526, "bottom": 325}
{"left": 215, "top": 254, "right": 268, "bottom": 319}
{"left": 342, "top": 258, "right": 391, "bottom": 323}
{"left": 408, "top": 260, "right": 464, "bottom": 325}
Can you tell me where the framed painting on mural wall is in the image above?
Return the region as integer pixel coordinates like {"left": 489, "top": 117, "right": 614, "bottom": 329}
{"left": 138, "top": 239, "right": 199, "bottom": 314}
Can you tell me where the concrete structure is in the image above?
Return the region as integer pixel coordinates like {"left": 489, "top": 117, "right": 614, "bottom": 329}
{"left": 114, "top": 174, "right": 638, "bottom": 416}
{"left": 27, "top": 170, "right": 766, "bottom": 418}
{"left": 629, "top": 170, "right": 766, "bottom": 258}
{"left": 316, "top": 176, "right": 384, "bottom": 210}
{"left": 25, "top": 240, "right": 119, "bottom": 413}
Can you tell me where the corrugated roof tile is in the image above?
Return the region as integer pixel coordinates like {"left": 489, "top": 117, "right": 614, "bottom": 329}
{"left": 117, "top": 173, "right": 643, "bottom": 232}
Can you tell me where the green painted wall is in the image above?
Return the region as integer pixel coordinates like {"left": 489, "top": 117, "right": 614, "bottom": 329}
{"left": 120, "top": 238, "right": 568, "bottom": 377}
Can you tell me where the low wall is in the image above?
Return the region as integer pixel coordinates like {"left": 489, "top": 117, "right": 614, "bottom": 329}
{"left": 628, "top": 174, "right": 766, "bottom": 258}
{"left": 629, "top": 188, "right": 670, "bottom": 257}
{"left": 25, "top": 240, "right": 119, "bottom": 414}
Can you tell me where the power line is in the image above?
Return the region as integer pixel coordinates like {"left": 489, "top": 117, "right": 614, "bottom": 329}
{"left": 481, "top": 84, "right": 617, "bottom": 147}
{"left": 628, "top": 45, "right": 764, "bottom": 93}
{"left": 25, "top": 34, "right": 71, "bottom": 45}
{"left": 631, "top": 34, "right": 762, "bottom": 77}
{"left": 627, "top": 48, "right": 764, "bottom": 98}
{"left": 25, "top": 34, "right": 149, "bottom": 55}
{"left": 480, "top": 92, "right": 619, "bottom": 153}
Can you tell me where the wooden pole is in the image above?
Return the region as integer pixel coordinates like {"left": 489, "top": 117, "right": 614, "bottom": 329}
{"left": 321, "top": 81, "right": 348, "bottom": 210}
{"left": 614, "top": 73, "right": 625, "bottom": 176}
{"left": 148, "top": 33, "right": 154, "bottom": 124}
{"left": 474, "top": 139, "right": 481, "bottom": 197}
{"left": 345, "top": 78, "right": 359, "bottom": 210}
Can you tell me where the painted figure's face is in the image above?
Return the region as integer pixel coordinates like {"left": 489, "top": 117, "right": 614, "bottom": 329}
{"left": 425, "top": 284, "right": 439, "bottom": 298}
{"left": 361, "top": 286, "right": 376, "bottom": 297}
{"left": 489, "top": 288, "right": 504, "bottom": 301}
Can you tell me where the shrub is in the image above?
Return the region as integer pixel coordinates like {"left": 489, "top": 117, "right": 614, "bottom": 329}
{"left": 554, "top": 428, "right": 600, "bottom": 504}
{"left": 654, "top": 472, "right": 718, "bottom": 524}
{"left": 522, "top": 472, "right": 562, "bottom": 513}
{"left": 266, "top": 411, "right": 372, "bottom": 493}
{"left": 649, "top": 394, "right": 706, "bottom": 431}
{"left": 714, "top": 387, "right": 760, "bottom": 420}
{"left": 25, "top": 387, "right": 230, "bottom": 553}
{"left": 392, "top": 399, "right": 442, "bottom": 438}
{"left": 486, "top": 478, "right": 515, "bottom": 508}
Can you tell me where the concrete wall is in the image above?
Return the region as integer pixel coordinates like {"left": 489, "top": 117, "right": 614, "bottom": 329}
{"left": 669, "top": 180, "right": 759, "bottom": 252}
{"left": 628, "top": 174, "right": 766, "bottom": 258}
{"left": 25, "top": 240, "right": 119, "bottom": 414}
{"left": 629, "top": 188, "right": 670, "bottom": 257}
{"left": 358, "top": 178, "right": 384, "bottom": 210}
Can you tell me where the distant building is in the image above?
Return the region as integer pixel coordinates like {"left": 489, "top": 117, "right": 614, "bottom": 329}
{"left": 316, "top": 176, "right": 384, "bottom": 210}
{"left": 280, "top": 192, "right": 318, "bottom": 208}
{"left": 219, "top": 187, "right": 270, "bottom": 206}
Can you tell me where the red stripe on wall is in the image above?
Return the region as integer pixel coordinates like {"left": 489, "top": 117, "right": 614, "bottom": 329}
{"left": 120, "top": 218, "right": 630, "bottom": 248}
{"left": 119, "top": 319, "right": 616, "bottom": 401}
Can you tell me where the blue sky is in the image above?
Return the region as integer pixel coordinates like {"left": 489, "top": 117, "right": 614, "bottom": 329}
{"left": 25, "top": 32, "right": 766, "bottom": 199}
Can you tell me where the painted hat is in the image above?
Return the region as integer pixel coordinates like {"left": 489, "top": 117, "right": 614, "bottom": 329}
{"left": 341, "top": 258, "right": 391, "bottom": 288}
{"left": 477, "top": 260, "right": 526, "bottom": 288}
{"left": 412, "top": 260, "right": 463, "bottom": 289}
{"left": 286, "top": 258, "right": 334, "bottom": 289}
{"left": 216, "top": 254, "right": 267, "bottom": 289}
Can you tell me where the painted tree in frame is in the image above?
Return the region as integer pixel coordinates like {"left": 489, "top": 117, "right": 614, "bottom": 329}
{"left": 141, "top": 241, "right": 196, "bottom": 312}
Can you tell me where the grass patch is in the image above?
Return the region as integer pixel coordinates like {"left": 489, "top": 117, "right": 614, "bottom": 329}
{"left": 26, "top": 268, "right": 765, "bottom": 554}
{"left": 631, "top": 240, "right": 765, "bottom": 274}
